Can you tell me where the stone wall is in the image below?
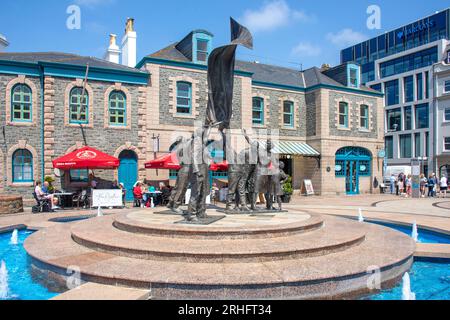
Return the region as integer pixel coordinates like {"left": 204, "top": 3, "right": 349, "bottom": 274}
{"left": 252, "top": 86, "right": 307, "bottom": 137}
{"left": 0, "top": 195, "right": 23, "bottom": 214}
{"left": 158, "top": 67, "right": 243, "bottom": 129}
{"left": 49, "top": 77, "right": 146, "bottom": 190}
{"left": 0, "top": 74, "right": 42, "bottom": 196}
{"left": 328, "top": 91, "right": 378, "bottom": 139}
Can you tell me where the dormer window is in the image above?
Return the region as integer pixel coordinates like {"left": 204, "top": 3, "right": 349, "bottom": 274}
{"left": 196, "top": 39, "right": 209, "bottom": 63}
{"left": 347, "top": 64, "right": 360, "bottom": 88}
{"left": 349, "top": 69, "right": 358, "bottom": 87}
{"left": 193, "top": 32, "right": 212, "bottom": 64}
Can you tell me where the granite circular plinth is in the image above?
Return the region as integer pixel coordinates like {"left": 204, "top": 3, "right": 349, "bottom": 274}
{"left": 24, "top": 209, "right": 416, "bottom": 300}
{"left": 0, "top": 195, "right": 24, "bottom": 215}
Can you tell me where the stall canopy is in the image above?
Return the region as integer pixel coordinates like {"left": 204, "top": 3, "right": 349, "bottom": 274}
{"left": 145, "top": 153, "right": 181, "bottom": 170}
{"left": 145, "top": 154, "right": 228, "bottom": 171}
{"left": 52, "top": 146, "right": 120, "bottom": 170}
{"left": 260, "top": 141, "right": 320, "bottom": 157}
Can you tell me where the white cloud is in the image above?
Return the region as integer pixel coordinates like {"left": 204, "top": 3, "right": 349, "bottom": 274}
{"left": 241, "top": 0, "right": 315, "bottom": 33}
{"left": 291, "top": 42, "right": 322, "bottom": 57}
{"left": 326, "top": 28, "right": 367, "bottom": 48}
{"left": 74, "top": 0, "right": 115, "bottom": 8}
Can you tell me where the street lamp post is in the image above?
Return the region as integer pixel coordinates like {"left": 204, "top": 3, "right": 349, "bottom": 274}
{"left": 152, "top": 133, "right": 160, "bottom": 176}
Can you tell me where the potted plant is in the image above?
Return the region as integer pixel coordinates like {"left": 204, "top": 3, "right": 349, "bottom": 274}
{"left": 44, "top": 176, "right": 56, "bottom": 194}
{"left": 282, "top": 176, "right": 293, "bottom": 203}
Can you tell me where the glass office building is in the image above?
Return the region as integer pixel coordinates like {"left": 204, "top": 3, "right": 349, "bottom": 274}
{"left": 341, "top": 9, "right": 450, "bottom": 177}
{"left": 342, "top": 10, "right": 449, "bottom": 83}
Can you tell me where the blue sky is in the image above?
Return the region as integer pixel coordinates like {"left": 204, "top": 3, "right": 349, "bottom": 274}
{"left": 0, "top": 0, "right": 448, "bottom": 70}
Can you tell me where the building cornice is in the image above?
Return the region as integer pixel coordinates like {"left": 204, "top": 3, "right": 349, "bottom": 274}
{"left": 139, "top": 57, "right": 384, "bottom": 98}
{"left": 136, "top": 56, "right": 254, "bottom": 77}
{"left": 0, "top": 59, "right": 150, "bottom": 85}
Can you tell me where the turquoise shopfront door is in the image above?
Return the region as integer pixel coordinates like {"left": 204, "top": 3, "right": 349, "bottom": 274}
{"left": 118, "top": 150, "right": 138, "bottom": 201}
{"left": 335, "top": 147, "right": 372, "bottom": 195}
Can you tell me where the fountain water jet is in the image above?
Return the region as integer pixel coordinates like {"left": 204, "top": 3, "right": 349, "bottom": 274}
{"left": 401, "top": 272, "right": 416, "bottom": 300}
{"left": 0, "top": 260, "right": 9, "bottom": 299}
{"left": 10, "top": 229, "right": 18, "bottom": 245}
{"left": 411, "top": 221, "right": 419, "bottom": 243}
{"left": 358, "top": 208, "right": 364, "bottom": 222}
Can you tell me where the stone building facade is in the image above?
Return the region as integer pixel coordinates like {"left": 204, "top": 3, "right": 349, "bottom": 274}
{"left": 0, "top": 53, "right": 149, "bottom": 200}
{"left": 0, "top": 30, "right": 385, "bottom": 200}
{"left": 138, "top": 32, "right": 385, "bottom": 195}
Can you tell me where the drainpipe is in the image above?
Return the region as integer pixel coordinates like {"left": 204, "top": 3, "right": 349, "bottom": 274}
{"left": 39, "top": 64, "right": 45, "bottom": 183}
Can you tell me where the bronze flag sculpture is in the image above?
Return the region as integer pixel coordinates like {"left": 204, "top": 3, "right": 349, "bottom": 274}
{"left": 205, "top": 18, "right": 253, "bottom": 131}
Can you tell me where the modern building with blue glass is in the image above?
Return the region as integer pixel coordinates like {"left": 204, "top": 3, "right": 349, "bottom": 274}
{"left": 341, "top": 8, "right": 450, "bottom": 177}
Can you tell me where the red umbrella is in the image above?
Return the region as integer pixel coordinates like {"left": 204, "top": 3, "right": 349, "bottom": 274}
{"left": 145, "top": 153, "right": 181, "bottom": 170}
{"left": 145, "top": 153, "right": 229, "bottom": 171}
{"left": 210, "top": 161, "right": 229, "bottom": 172}
{"left": 52, "top": 146, "right": 120, "bottom": 170}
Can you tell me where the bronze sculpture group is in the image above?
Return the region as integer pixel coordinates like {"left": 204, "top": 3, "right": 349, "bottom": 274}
{"left": 166, "top": 18, "right": 288, "bottom": 222}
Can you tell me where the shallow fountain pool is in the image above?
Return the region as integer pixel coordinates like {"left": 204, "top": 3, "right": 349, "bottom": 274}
{"left": 0, "top": 228, "right": 449, "bottom": 300}
{"left": 0, "top": 230, "right": 59, "bottom": 300}
{"left": 368, "top": 221, "right": 450, "bottom": 244}
{"left": 366, "top": 260, "right": 450, "bottom": 300}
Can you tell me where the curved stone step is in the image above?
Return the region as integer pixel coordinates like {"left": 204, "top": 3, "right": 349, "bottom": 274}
{"left": 113, "top": 211, "right": 324, "bottom": 239}
{"left": 70, "top": 216, "right": 366, "bottom": 262}
{"left": 24, "top": 219, "right": 416, "bottom": 300}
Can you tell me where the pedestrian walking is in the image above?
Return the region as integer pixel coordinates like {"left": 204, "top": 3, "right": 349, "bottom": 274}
{"left": 428, "top": 174, "right": 436, "bottom": 197}
{"left": 389, "top": 174, "right": 396, "bottom": 195}
{"left": 440, "top": 175, "right": 448, "bottom": 198}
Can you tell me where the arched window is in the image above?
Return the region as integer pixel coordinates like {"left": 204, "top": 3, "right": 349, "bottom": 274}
{"left": 176, "top": 82, "right": 192, "bottom": 114}
{"left": 12, "top": 149, "right": 33, "bottom": 183}
{"left": 253, "top": 97, "right": 264, "bottom": 125}
{"left": 69, "top": 87, "right": 89, "bottom": 124}
{"left": 11, "top": 84, "right": 32, "bottom": 122}
{"left": 109, "top": 91, "right": 126, "bottom": 126}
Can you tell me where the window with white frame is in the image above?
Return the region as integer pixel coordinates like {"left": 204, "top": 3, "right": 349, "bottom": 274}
{"left": 445, "top": 108, "right": 450, "bottom": 122}
{"left": 445, "top": 80, "right": 450, "bottom": 93}
{"left": 445, "top": 137, "right": 450, "bottom": 151}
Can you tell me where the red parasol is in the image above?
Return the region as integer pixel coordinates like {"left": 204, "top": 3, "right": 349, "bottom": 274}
{"left": 145, "top": 153, "right": 181, "bottom": 170}
{"left": 52, "top": 146, "right": 120, "bottom": 170}
{"left": 210, "top": 161, "right": 229, "bottom": 172}
{"left": 145, "top": 154, "right": 229, "bottom": 171}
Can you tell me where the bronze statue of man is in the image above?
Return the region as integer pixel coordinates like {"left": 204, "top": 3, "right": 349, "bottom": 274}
{"left": 225, "top": 147, "right": 251, "bottom": 212}
{"left": 167, "top": 136, "right": 192, "bottom": 214}
{"left": 183, "top": 126, "right": 213, "bottom": 222}
{"left": 267, "top": 161, "right": 288, "bottom": 211}
{"left": 242, "top": 130, "right": 273, "bottom": 210}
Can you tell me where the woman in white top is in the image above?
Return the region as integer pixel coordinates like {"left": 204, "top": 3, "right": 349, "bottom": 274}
{"left": 440, "top": 175, "right": 448, "bottom": 198}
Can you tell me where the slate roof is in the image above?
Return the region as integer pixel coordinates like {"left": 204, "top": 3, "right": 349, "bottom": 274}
{"left": 0, "top": 52, "right": 147, "bottom": 74}
{"left": 147, "top": 43, "right": 379, "bottom": 94}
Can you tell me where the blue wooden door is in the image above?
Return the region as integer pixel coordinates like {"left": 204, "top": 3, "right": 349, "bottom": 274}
{"left": 345, "top": 161, "right": 359, "bottom": 195}
{"left": 118, "top": 151, "right": 138, "bottom": 201}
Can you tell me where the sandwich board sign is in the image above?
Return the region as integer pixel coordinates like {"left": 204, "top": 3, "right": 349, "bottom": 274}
{"left": 92, "top": 189, "right": 123, "bottom": 208}
{"left": 302, "top": 180, "right": 315, "bottom": 196}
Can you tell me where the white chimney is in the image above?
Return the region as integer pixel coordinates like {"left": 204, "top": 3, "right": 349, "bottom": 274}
{"left": 121, "top": 18, "right": 137, "bottom": 68}
{"left": 104, "top": 34, "right": 120, "bottom": 64}
{"left": 0, "top": 34, "right": 9, "bottom": 52}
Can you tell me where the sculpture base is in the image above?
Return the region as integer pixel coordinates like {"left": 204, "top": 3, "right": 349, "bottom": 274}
{"left": 175, "top": 215, "right": 226, "bottom": 225}
{"left": 154, "top": 209, "right": 185, "bottom": 216}
{"left": 217, "top": 208, "right": 288, "bottom": 215}
{"left": 25, "top": 210, "right": 416, "bottom": 300}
